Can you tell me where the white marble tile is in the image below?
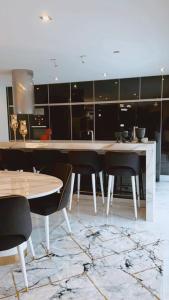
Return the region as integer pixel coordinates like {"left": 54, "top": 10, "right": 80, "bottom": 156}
{"left": 19, "top": 275, "right": 104, "bottom": 300}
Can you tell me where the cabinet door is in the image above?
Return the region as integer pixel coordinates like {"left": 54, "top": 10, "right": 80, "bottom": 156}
{"left": 50, "top": 106, "right": 71, "bottom": 139}
{"left": 141, "top": 76, "right": 162, "bottom": 99}
{"left": 163, "top": 76, "right": 169, "bottom": 98}
{"left": 49, "top": 83, "right": 70, "bottom": 103}
{"left": 95, "top": 79, "right": 119, "bottom": 101}
{"left": 72, "top": 105, "right": 94, "bottom": 140}
{"left": 71, "top": 81, "right": 93, "bottom": 103}
{"left": 120, "top": 78, "right": 140, "bottom": 100}
{"left": 34, "top": 85, "right": 48, "bottom": 104}
{"left": 6, "top": 87, "right": 13, "bottom": 106}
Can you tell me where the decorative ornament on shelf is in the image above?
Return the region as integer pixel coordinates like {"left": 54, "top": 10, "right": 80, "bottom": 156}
{"left": 10, "top": 114, "right": 18, "bottom": 141}
{"left": 19, "top": 120, "right": 28, "bottom": 142}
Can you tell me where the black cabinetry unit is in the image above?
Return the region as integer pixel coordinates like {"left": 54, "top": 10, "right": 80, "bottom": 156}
{"left": 34, "top": 85, "right": 48, "bottom": 104}
{"left": 71, "top": 81, "right": 93, "bottom": 103}
{"left": 50, "top": 106, "right": 71, "bottom": 140}
{"left": 141, "top": 76, "right": 162, "bottom": 99}
{"left": 49, "top": 83, "right": 70, "bottom": 103}
{"left": 163, "top": 76, "right": 169, "bottom": 98}
{"left": 95, "top": 79, "right": 119, "bottom": 101}
{"left": 120, "top": 78, "right": 140, "bottom": 100}
{"left": 72, "top": 105, "right": 94, "bottom": 139}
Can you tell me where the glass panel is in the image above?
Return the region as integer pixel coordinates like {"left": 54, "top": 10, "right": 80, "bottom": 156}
{"left": 95, "top": 79, "right": 119, "bottom": 101}
{"left": 34, "top": 85, "right": 48, "bottom": 104}
{"left": 95, "top": 103, "right": 138, "bottom": 140}
{"left": 72, "top": 105, "right": 94, "bottom": 140}
{"left": 120, "top": 78, "right": 139, "bottom": 100}
{"left": 141, "top": 76, "right": 162, "bottom": 99}
{"left": 161, "top": 100, "right": 169, "bottom": 174}
{"left": 49, "top": 83, "right": 70, "bottom": 103}
{"left": 71, "top": 81, "right": 93, "bottom": 103}
{"left": 6, "top": 87, "right": 13, "bottom": 106}
{"left": 137, "top": 101, "right": 161, "bottom": 138}
{"left": 50, "top": 106, "right": 71, "bottom": 139}
{"left": 162, "top": 75, "right": 169, "bottom": 98}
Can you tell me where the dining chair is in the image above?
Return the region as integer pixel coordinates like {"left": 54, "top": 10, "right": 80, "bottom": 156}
{"left": 28, "top": 163, "right": 72, "bottom": 254}
{"left": 0, "top": 195, "right": 35, "bottom": 291}
{"left": 105, "top": 152, "right": 140, "bottom": 219}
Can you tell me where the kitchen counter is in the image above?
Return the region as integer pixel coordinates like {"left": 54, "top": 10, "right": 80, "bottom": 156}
{"left": 0, "top": 140, "right": 156, "bottom": 221}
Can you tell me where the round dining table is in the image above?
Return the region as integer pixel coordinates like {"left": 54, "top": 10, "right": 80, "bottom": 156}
{"left": 0, "top": 170, "right": 63, "bottom": 265}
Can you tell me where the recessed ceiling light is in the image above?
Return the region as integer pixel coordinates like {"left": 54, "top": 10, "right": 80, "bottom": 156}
{"left": 160, "top": 67, "right": 165, "bottom": 73}
{"left": 113, "top": 50, "right": 120, "bottom": 54}
{"left": 103, "top": 73, "right": 107, "bottom": 78}
{"left": 40, "top": 15, "right": 52, "bottom": 23}
{"left": 55, "top": 77, "right": 58, "bottom": 81}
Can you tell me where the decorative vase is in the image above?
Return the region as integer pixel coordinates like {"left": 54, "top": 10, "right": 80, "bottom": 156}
{"left": 19, "top": 120, "right": 28, "bottom": 142}
{"left": 10, "top": 114, "right": 18, "bottom": 141}
{"left": 135, "top": 128, "right": 146, "bottom": 142}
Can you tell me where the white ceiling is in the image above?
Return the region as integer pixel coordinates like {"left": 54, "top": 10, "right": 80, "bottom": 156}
{"left": 0, "top": 0, "right": 169, "bottom": 85}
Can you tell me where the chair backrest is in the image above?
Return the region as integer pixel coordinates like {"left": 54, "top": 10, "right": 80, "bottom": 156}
{"left": 0, "top": 195, "right": 32, "bottom": 250}
{"left": 68, "top": 151, "right": 100, "bottom": 172}
{"left": 42, "top": 163, "right": 72, "bottom": 210}
{"left": 105, "top": 152, "right": 140, "bottom": 175}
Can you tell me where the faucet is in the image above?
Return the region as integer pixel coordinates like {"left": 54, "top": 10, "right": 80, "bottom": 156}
{"left": 87, "top": 130, "right": 94, "bottom": 141}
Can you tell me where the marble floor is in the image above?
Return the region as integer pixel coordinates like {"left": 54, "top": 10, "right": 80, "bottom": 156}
{"left": 0, "top": 176, "right": 169, "bottom": 300}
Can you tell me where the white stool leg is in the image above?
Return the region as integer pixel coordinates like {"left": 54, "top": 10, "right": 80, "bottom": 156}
{"left": 63, "top": 208, "right": 71, "bottom": 233}
{"left": 135, "top": 175, "right": 140, "bottom": 208}
{"left": 131, "top": 176, "right": 138, "bottom": 220}
{"left": 107, "top": 175, "right": 113, "bottom": 216}
{"left": 17, "top": 244, "right": 28, "bottom": 291}
{"left": 27, "top": 237, "right": 35, "bottom": 259}
{"left": 45, "top": 216, "right": 50, "bottom": 254}
{"left": 99, "top": 171, "right": 105, "bottom": 204}
{"left": 69, "top": 173, "right": 75, "bottom": 210}
{"left": 77, "top": 174, "right": 81, "bottom": 201}
{"left": 91, "top": 173, "right": 97, "bottom": 214}
{"left": 110, "top": 175, "right": 115, "bottom": 205}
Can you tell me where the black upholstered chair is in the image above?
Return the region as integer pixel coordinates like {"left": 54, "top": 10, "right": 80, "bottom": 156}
{"left": 29, "top": 163, "right": 72, "bottom": 253}
{"left": 68, "top": 151, "right": 104, "bottom": 213}
{"left": 32, "top": 150, "right": 64, "bottom": 173}
{"left": 0, "top": 195, "right": 35, "bottom": 290}
{"left": 105, "top": 152, "right": 140, "bottom": 219}
{"left": 1, "top": 149, "right": 32, "bottom": 171}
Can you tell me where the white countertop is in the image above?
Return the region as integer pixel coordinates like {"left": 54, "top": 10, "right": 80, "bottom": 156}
{"left": 0, "top": 140, "right": 156, "bottom": 152}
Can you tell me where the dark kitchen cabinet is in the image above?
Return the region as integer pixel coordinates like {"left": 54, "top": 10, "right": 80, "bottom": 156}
{"left": 120, "top": 78, "right": 140, "bottom": 100}
{"left": 49, "top": 83, "right": 70, "bottom": 103}
{"left": 71, "top": 81, "right": 93, "bottom": 103}
{"left": 6, "top": 87, "right": 13, "bottom": 106}
{"left": 34, "top": 85, "right": 48, "bottom": 104}
{"left": 95, "top": 79, "right": 119, "bottom": 101}
{"left": 140, "top": 76, "right": 162, "bottom": 99}
{"left": 50, "top": 106, "right": 71, "bottom": 139}
{"left": 72, "top": 105, "right": 94, "bottom": 140}
{"left": 163, "top": 75, "right": 169, "bottom": 98}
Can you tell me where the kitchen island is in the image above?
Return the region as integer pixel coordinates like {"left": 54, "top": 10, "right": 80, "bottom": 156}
{"left": 0, "top": 140, "right": 156, "bottom": 221}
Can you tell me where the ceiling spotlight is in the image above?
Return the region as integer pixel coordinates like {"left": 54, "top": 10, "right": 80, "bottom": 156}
{"left": 55, "top": 77, "right": 58, "bottom": 81}
{"left": 40, "top": 15, "right": 52, "bottom": 23}
{"left": 160, "top": 67, "right": 165, "bottom": 73}
{"left": 113, "top": 50, "right": 120, "bottom": 54}
{"left": 103, "top": 73, "right": 107, "bottom": 78}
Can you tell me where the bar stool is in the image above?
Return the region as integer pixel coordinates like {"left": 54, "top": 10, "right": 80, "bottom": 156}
{"left": 105, "top": 152, "right": 140, "bottom": 219}
{"left": 68, "top": 151, "right": 104, "bottom": 213}
{"left": 32, "top": 150, "right": 64, "bottom": 173}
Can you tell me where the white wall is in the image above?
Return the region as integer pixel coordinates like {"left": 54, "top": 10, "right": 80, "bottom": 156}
{"left": 0, "top": 85, "right": 9, "bottom": 141}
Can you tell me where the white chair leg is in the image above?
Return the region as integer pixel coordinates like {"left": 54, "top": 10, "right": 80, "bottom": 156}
{"left": 27, "top": 237, "right": 35, "bottom": 259}
{"left": 107, "top": 175, "right": 113, "bottom": 216}
{"left": 69, "top": 173, "right": 75, "bottom": 210}
{"left": 17, "top": 244, "right": 28, "bottom": 291}
{"left": 77, "top": 174, "right": 81, "bottom": 201}
{"left": 63, "top": 208, "right": 71, "bottom": 233}
{"left": 91, "top": 173, "right": 97, "bottom": 214}
{"left": 45, "top": 216, "right": 50, "bottom": 254}
{"left": 131, "top": 176, "right": 138, "bottom": 220}
{"left": 99, "top": 171, "right": 105, "bottom": 204}
{"left": 135, "top": 175, "right": 140, "bottom": 208}
{"left": 110, "top": 175, "right": 115, "bottom": 205}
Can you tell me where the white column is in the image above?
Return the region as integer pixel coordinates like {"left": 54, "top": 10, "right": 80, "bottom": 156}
{"left": 146, "top": 145, "right": 156, "bottom": 221}
{"left": 0, "top": 85, "right": 9, "bottom": 141}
